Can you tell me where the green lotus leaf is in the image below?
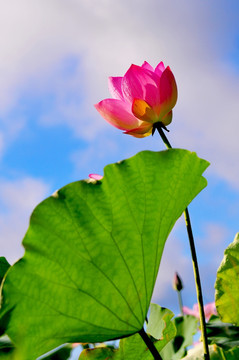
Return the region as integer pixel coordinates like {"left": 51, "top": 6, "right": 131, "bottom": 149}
{"left": 147, "top": 304, "right": 176, "bottom": 341}
{"left": 207, "top": 315, "right": 239, "bottom": 350}
{"left": 0, "top": 258, "right": 10, "bottom": 285}
{"left": 0, "top": 150, "right": 209, "bottom": 359}
{"left": 159, "top": 315, "right": 198, "bottom": 359}
{"left": 215, "top": 233, "right": 239, "bottom": 325}
{"left": 182, "top": 343, "right": 239, "bottom": 360}
{"left": 79, "top": 347, "right": 115, "bottom": 359}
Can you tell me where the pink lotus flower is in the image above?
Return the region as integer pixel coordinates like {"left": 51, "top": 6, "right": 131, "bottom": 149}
{"left": 183, "top": 302, "right": 217, "bottom": 322}
{"left": 95, "top": 61, "right": 177, "bottom": 138}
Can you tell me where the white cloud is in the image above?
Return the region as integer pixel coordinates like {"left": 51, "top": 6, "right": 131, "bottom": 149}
{"left": 0, "top": 177, "right": 50, "bottom": 264}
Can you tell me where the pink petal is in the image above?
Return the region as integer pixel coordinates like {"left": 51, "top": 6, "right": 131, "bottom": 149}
{"left": 182, "top": 306, "right": 193, "bottom": 315}
{"left": 183, "top": 302, "right": 216, "bottom": 322}
{"left": 204, "top": 302, "right": 217, "bottom": 320}
{"left": 183, "top": 306, "right": 199, "bottom": 318}
{"left": 108, "top": 77, "right": 124, "bottom": 100}
{"left": 95, "top": 99, "right": 140, "bottom": 130}
{"left": 158, "top": 66, "right": 177, "bottom": 117}
{"left": 89, "top": 174, "right": 103, "bottom": 180}
{"left": 193, "top": 304, "right": 199, "bottom": 312}
{"left": 122, "top": 64, "right": 160, "bottom": 107}
{"left": 155, "top": 61, "right": 165, "bottom": 77}
{"left": 141, "top": 61, "right": 155, "bottom": 72}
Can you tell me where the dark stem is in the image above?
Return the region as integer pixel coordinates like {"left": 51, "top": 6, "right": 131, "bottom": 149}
{"left": 156, "top": 125, "right": 210, "bottom": 360}
{"left": 156, "top": 125, "right": 172, "bottom": 149}
{"left": 139, "top": 328, "right": 163, "bottom": 360}
{"left": 184, "top": 208, "right": 210, "bottom": 360}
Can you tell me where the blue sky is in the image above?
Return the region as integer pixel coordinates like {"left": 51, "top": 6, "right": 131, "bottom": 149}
{"left": 1, "top": 0, "right": 239, "bottom": 334}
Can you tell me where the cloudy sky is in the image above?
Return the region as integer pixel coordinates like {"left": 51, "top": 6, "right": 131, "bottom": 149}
{"left": 1, "top": 0, "right": 239, "bottom": 322}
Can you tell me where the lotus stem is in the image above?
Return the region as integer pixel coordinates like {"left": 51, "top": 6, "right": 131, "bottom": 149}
{"left": 139, "top": 328, "right": 163, "bottom": 360}
{"left": 156, "top": 124, "right": 210, "bottom": 360}
{"left": 177, "top": 290, "right": 184, "bottom": 316}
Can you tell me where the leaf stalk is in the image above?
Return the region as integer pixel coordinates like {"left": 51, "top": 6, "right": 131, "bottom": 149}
{"left": 139, "top": 328, "right": 163, "bottom": 360}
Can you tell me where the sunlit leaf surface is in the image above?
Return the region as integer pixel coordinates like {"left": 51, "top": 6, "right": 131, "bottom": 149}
{"left": 215, "top": 233, "right": 239, "bottom": 325}
{"left": 0, "top": 258, "right": 10, "bottom": 285}
{"left": 0, "top": 150, "right": 209, "bottom": 359}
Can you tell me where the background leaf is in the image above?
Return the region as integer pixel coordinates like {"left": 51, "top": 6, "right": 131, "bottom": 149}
{"left": 116, "top": 334, "right": 150, "bottom": 360}
{"left": 0, "top": 150, "right": 209, "bottom": 359}
{"left": 0, "top": 340, "right": 72, "bottom": 360}
{"left": 215, "top": 233, "right": 239, "bottom": 325}
{"left": 40, "top": 345, "right": 72, "bottom": 360}
{"left": 181, "top": 343, "right": 239, "bottom": 360}
{"left": 0, "top": 258, "right": 10, "bottom": 285}
{"left": 159, "top": 315, "right": 198, "bottom": 360}
{"left": 0, "top": 259, "right": 11, "bottom": 338}
{"left": 0, "top": 336, "right": 14, "bottom": 359}
{"left": 207, "top": 315, "right": 239, "bottom": 350}
{"left": 79, "top": 347, "right": 115, "bottom": 359}
{"left": 147, "top": 304, "right": 175, "bottom": 340}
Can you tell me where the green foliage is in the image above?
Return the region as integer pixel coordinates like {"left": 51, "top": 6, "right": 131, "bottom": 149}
{"left": 0, "top": 339, "right": 72, "bottom": 360}
{"left": 181, "top": 343, "right": 239, "bottom": 359}
{"left": 147, "top": 304, "right": 176, "bottom": 341}
{"left": 146, "top": 304, "right": 177, "bottom": 356}
{"left": 159, "top": 315, "right": 198, "bottom": 359}
{"left": 79, "top": 346, "right": 115, "bottom": 359}
{"left": 0, "top": 150, "right": 209, "bottom": 359}
{"left": 0, "top": 258, "right": 10, "bottom": 338}
{"left": 116, "top": 333, "right": 160, "bottom": 360}
{"left": 0, "top": 351, "right": 14, "bottom": 360}
{"left": 40, "top": 345, "right": 72, "bottom": 359}
{"left": 0, "top": 336, "right": 14, "bottom": 359}
{"left": 216, "top": 347, "right": 239, "bottom": 360}
{"left": 79, "top": 310, "right": 199, "bottom": 360}
{"left": 207, "top": 315, "right": 239, "bottom": 350}
{"left": 0, "top": 258, "right": 10, "bottom": 285}
{"left": 79, "top": 304, "right": 177, "bottom": 360}
{"left": 215, "top": 233, "right": 239, "bottom": 325}
{"left": 115, "top": 329, "right": 176, "bottom": 360}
